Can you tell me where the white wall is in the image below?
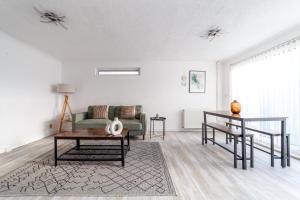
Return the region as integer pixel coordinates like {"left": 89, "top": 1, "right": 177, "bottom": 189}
{"left": 0, "top": 30, "right": 61, "bottom": 153}
{"left": 62, "top": 61, "right": 217, "bottom": 131}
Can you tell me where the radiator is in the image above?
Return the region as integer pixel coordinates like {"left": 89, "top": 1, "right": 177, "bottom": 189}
{"left": 182, "top": 109, "right": 203, "bottom": 129}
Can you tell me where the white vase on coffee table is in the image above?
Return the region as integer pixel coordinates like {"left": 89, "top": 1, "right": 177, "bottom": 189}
{"left": 105, "top": 118, "right": 123, "bottom": 135}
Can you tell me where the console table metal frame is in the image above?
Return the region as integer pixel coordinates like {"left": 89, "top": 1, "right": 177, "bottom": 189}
{"left": 150, "top": 117, "right": 166, "bottom": 140}
{"left": 54, "top": 129, "right": 130, "bottom": 167}
{"left": 203, "top": 111, "right": 288, "bottom": 170}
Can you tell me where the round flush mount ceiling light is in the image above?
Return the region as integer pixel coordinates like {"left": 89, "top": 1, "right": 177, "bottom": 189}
{"left": 33, "top": 7, "right": 67, "bottom": 30}
{"left": 201, "top": 26, "right": 224, "bottom": 41}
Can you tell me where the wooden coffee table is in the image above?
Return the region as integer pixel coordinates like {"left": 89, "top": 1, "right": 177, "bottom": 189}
{"left": 54, "top": 128, "right": 130, "bottom": 167}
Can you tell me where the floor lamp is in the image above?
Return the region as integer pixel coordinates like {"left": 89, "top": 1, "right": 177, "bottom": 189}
{"left": 57, "top": 84, "right": 75, "bottom": 132}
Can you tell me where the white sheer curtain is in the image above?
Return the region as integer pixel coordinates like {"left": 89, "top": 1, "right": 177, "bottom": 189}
{"left": 230, "top": 39, "right": 300, "bottom": 146}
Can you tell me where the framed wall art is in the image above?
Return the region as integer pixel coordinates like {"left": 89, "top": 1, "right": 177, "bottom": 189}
{"left": 189, "top": 70, "right": 206, "bottom": 93}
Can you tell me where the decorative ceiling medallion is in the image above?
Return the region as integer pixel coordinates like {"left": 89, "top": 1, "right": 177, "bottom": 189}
{"left": 34, "top": 7, "right": 67, "bottom": 30}
{"left": 201, "top": 26, "right": 223, "bottom": 41}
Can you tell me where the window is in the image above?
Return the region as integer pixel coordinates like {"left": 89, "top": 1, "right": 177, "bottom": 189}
{"left": 97, "top": 68, "right": 140, "bottom": 76}
{"left": 230, "top": 38, "right": 300, "bottom": 147}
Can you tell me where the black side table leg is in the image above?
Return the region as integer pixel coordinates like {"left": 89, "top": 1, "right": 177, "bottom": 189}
{"left": 163, "top": 120, "right": 165, "bottom": 140}
{"left": 121, "top": 138, "right": 125, "bottom": 167}
{"left": 152, "top": 120, "right": 155, "bottom": 136}
{"left": 150, "top": 120, "right": 152, "bottom": 139}
{"left": 202, "top": 123, "right": 204, "bottom": 145}
{"left": 54, "top": 138, "right": 58, "bottom": 167}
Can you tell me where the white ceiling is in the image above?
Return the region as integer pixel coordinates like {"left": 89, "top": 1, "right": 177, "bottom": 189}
{"left": 1, "top": 0, "right": 300, "bottom": 61}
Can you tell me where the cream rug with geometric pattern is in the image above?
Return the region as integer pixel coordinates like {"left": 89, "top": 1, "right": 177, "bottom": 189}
{"left": 0, "top": 142, "right": 176, "bottom": 197}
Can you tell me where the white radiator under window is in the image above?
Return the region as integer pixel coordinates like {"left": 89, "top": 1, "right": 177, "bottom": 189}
{"left": 182, "top": 109, "right": 203, "bottom": 129}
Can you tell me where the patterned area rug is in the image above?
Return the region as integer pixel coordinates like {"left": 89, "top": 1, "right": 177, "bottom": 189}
{"left": 0, "top": 142, "right": 176, "bottom": 197}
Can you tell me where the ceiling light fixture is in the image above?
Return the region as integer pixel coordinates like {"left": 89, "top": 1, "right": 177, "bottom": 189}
{"left": 34, "top": 7, "right": 67, "bottom": 30}
{"left": 201, "top": 26, "right": 223, "bottom": 41}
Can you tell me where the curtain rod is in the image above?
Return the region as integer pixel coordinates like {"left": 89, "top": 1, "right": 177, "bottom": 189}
{"left": 230, "top": 35, "right": 300, "bottom": 66}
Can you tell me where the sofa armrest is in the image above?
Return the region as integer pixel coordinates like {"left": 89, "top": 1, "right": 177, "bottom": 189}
{"left": 72, "top": 112, "right": 88, "bottom": 123}
{"left": 72, "top": 112, "right": 88, "bottom": 132}
{"left": 140, "top": 113, "right": 147, "bottom": 135}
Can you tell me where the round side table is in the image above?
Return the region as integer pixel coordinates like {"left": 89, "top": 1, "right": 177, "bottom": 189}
{"left": 150, "top": 117, "right": 166, "bottom": 140}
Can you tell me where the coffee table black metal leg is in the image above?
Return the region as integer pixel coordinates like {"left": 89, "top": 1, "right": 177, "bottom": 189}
{"left": 54, "top": 138, "right": 57, "bottom": 166}
{"left": 121, "top": 138, "right": 125, "bottom": 167}
{"left": 76, "top": 139, "right": 80, "bottom": 150}
{"left": 127, "top": 132, "right": 130, "bottom": 151}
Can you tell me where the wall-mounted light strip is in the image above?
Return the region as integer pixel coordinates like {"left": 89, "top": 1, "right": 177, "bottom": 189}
{"left": 97, "top": 68, "right": 141, "bottom": 76}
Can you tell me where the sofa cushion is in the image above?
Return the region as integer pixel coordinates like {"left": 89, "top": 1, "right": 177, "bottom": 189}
{"left": 77, "top": 119, "right": 107, "bottom": 128}
{"left": 135, "top": 105, "right": 142, "bottom": 119}
{"left": 88, "top": 105, "right": 143, "bottom": 120}
{"left": 87, "top": 106, "right": 94, "bottom": 119}
{"left": 88, "top": 105, "right": 115, "bottom": 119}
{"left": 120, "top": 106, "right": 136, "bottom": 119}
{"left": 76, "top": 119, "right": 142, "bottom": 131}
{"left": 93, "top": 105, "right": 109, "bottom": 119}
{"left": 108, "top": 106, "right": 115, "bottom": 120}
{"left": 114, "top": 106, "right": 122, "bottom": 118}
{"left": 120, "top": 119, "right": 143, "bottom": 130}
{"left": 114, "top": 105, "right": 142, "bottom": 119}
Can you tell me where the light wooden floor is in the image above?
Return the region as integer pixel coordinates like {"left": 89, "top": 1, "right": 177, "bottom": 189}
{"left": 1, "top": 132, "right": 300, "bottom": 200}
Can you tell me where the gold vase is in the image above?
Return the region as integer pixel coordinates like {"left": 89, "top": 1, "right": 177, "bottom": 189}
{"left": 231, "top": 100, "right": 241, "bottom": 114}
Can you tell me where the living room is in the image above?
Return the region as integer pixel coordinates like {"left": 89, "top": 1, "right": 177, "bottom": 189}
{"left": 1, "top": 0, "right": 300, "bottom": 199}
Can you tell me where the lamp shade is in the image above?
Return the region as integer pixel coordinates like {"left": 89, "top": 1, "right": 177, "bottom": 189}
{"left": 56, "top": 84, "right": 75, "bottom": 93}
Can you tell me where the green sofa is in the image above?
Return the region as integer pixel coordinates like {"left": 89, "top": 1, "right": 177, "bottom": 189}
{"left": 72, "top": 105, "right": 146, "bottom": 139}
